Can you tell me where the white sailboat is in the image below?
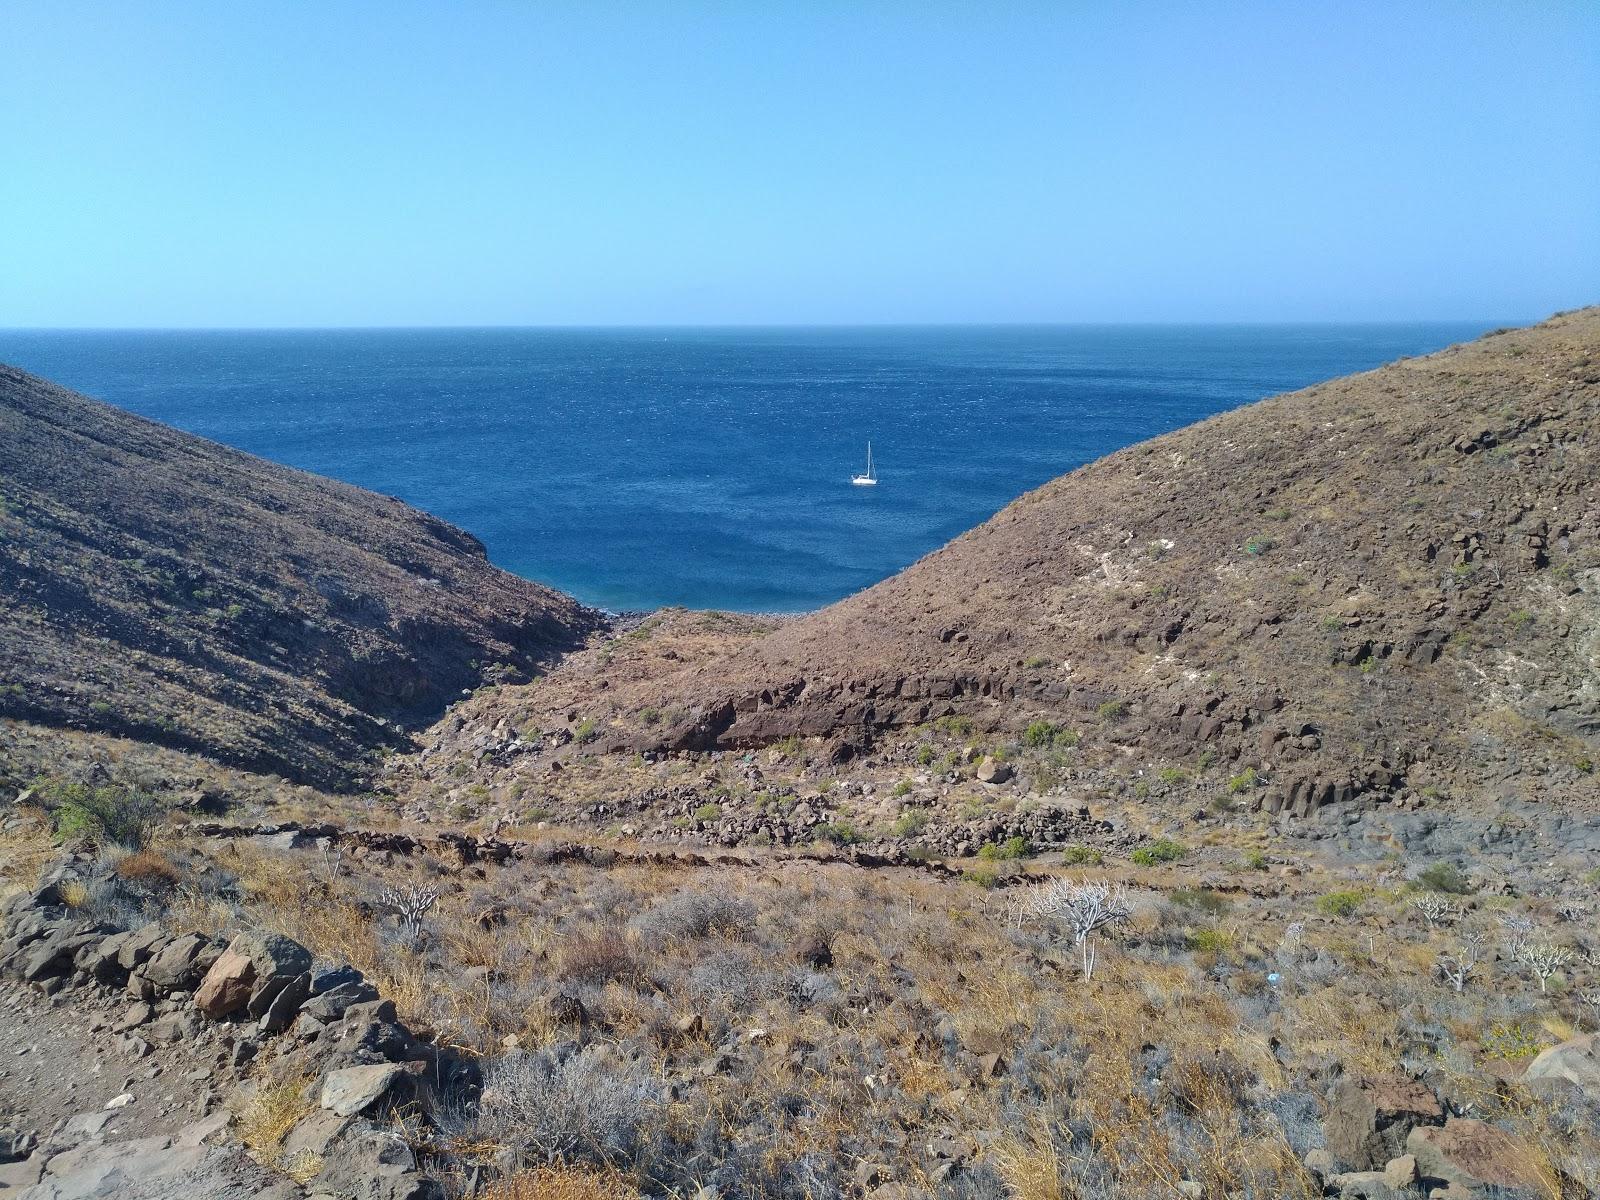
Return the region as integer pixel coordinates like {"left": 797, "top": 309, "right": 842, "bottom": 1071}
{"left": 851, "top": 441, "right": 878, "bottom": 486}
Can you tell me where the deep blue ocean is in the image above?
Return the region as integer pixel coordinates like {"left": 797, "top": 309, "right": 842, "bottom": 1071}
{"left": 1, "top": 324, "right": 1497, "bottom": 612}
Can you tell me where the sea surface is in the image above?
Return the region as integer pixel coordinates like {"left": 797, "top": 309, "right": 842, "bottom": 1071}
{"left": 2, "top": 324, "right": 1499, "bottom": 612}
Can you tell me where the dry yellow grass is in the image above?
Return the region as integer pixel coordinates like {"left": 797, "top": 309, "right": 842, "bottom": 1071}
{"left": 111, "top": 847, "right": 184, "bottom": 887}
{"left": 0, "top": 817, "right": 56, "bottom": 901}
{"left": 236, "top": 1075, "right": 316, "bottom": 1171}
{"left": 480, "top": 1166, "right": 641, "bottom": 1200}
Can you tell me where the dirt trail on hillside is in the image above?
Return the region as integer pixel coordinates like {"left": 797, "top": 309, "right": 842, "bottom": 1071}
{"left": 0, "top": 979, "right": 294, "bottom": 1198}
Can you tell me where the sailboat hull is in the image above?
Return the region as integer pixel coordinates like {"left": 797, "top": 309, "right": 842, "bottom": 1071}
{"left": 850, "top": 477, "right": 877, "bottom": 486}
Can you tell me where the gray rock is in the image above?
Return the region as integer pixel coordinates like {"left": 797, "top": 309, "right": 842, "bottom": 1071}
{"left": 282, "top": 1109, "right": 352, "bottom": 1158}
{"left": 242, "top": 935, "right": 314, "bottom": 1018}
{"left": 312, "top": 1124, "right": 443, "bottom": 1200}
{"left": 260, "top": 970, "right": 312, "bottom": 1035}
{"left": 116, "top": 924, "right": 166, "bottom": 971}
{"left": 1522, "top": 1032, "right": 1600, "bottom": 1097}
{"left": 301, "top": 980, "right": 380, "bottom": 1024}
{"left": 310, "top": 965, "right": 366, "bottom": 995}
{"left": 319, "top": 1064, "right": 408, "bottom": 1117}
{"left": 146, "top": 1009, "right": 201, "bottom": 1045}
{"left": 143, "top": 932, "right": 219, "bottom": 992}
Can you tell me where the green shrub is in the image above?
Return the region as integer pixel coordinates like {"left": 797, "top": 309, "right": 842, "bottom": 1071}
{"left": 1156, "top": 767, "right": 1188, "bottom": 785}
{"left": 963, "top": 863, "right": 1001, "bottom": 889}
{"left": 39, "top": 781, "right": 160, "bottom": 849}
{"left": 639, "top": 707, "right": 663, "bottom": 726}
{"left": 816, "top": 822, "right": 863, "bottom": 846}
{"left": 88, "top": 700, "right": 114, "bottom": 717}
{"left": 1416, "top": 862, "right": 1473, "bottom": 894}
{"left": 692, "top": 803, "right": 722, "bottom": 823}
{"left": 891, "top": 779, "right": 913, "bottom": 798}
{"left": 1242, "top": 849, "right": 1268, "bottom": 871}
{"left": 977, "top": 836, "right": 1029, "bottom": 862}
{"left": 1242, "top": 535, "right": 1274, "bottom": 556}
{"left": 1481, "top": 1021, "right": 1545, "bottom": 1061}
{"left": 1096, "top": 700, "right": 1128, "bottom": 721}
{"left": 572, "top": 718, "right": 599, "bottom": 744}
{"left": 1576, "top": 758, "right": 1594, "bottom": 775}
{"left": 1023, "top": 656, "right": 1051, "bottom": 669}
{"left": 1316, "top": 889, "right": 1365, "bottom": 919}
{"left": 1024, "top": 721, "right": 1064, "bottom": 748}
{"left": 1226, "top": 767, "right": 1258, "bottom": 794}
{"left": 914, "top": 744, "right": 936, "bottom": 766}
{"left": 1061, "top": 844, "right": 1104, "bottom": 866}
{"left": 933, "top": 715, "right": 974, "bottom": 736}
{"left": 1189, "top": 929, "right": 1234, "bottom": 954}
{"left": 1131, "top": 839, "right": 1186, "bottom": 866}
{"left": 890, "top": 809, "right": 929, "bottom": 838}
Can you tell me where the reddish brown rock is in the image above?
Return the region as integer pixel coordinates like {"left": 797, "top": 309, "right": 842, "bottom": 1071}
{"left": 194, "top": 944, "right": 255, "bottom": 1019}
{"left": 1407, "top": 1118, "right": 1540, "bottom": 1193}
{"left": 1326, "top": 1075, "right": 1444, "bottom": 1170}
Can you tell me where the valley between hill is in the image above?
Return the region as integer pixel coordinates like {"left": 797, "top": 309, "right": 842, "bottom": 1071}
{"left": 1, "top": 313, "right": 1598, "bottom": 1200}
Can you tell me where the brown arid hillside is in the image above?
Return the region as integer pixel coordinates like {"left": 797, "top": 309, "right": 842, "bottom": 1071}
{"left": 414, "top": 309, "right": 1599, "bottom": 818}
{"left": 0, "top": 364, "right": 601, "bottom": 788}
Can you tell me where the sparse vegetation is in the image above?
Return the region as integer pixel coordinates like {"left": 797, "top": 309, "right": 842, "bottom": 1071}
{"left": 1130, "top": 838, "right": 1185, "bottom": 866}
{"left": 1316, "top": 889, "right": 1365, "bottom": 918}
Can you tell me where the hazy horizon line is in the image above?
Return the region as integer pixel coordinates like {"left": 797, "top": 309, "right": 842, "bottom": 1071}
{"left": 0, "top": 315, "right": 1535, "bottom": 335}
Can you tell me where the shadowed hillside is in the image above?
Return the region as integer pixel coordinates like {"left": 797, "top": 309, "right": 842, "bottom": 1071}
{"left": 0, "top": 365, "right": 601, "bottom": 787}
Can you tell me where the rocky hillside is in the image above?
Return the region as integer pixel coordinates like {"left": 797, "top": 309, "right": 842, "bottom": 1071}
{"left": 422, "top": 310, "right": 1599, "bottom": 815}
{"left": 0, "top": 365, "right": 601, "bottom": 788}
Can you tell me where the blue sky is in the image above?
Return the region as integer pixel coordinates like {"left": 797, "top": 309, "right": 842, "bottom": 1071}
{"left": 1, "top": 2, "right": 1596, "bottom": 326}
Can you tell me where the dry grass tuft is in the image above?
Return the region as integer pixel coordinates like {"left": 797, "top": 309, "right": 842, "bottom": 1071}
{"left": 112, "top": 847, "right": 184, "bottom": 887}
{"left": 236, "top": 1075, "right": 316, "bottom": 1167}
{"left": 479, "top": 1165, "right": 641, "bottom": 1200}
{"left": 0, "top": 818, "right": 57, "bottom": 902}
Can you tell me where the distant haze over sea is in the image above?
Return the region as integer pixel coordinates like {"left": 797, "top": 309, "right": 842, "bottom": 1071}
{"left": 2, "top": 324, "right": 1500, "bottom": 612}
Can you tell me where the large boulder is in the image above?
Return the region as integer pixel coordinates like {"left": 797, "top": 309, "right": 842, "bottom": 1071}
{"left": 1407, "top": 1118, "right": 1539, "bottom": 1193}
{"left": 1325, "top": 1076, "right": 1443, "bottom": 1170}
{"left": 1522, "top": 1032, "right": 1600, "bottom": 1097}
{"left": 193, "top": 932, "right": 312, "bottom": 1019}
{"left": 320, "top": 1063, "right": 411, "bottom": 1118}
{"left": 193, "top": 944, "right": 254, "bottom": 1018}
{"left": 143, "top": 932, "right": 220, "bottom": 992}
{"left": 975, "top": 756, "right": 1012, "bottom": 785}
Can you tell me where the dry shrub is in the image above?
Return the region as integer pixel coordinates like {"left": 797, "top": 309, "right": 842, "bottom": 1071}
{"left": 558, "top": 928, "right": 640, "bottom": 985}
{"left": 632, "top": 888, "right": 755, "bottom": 945}
{"left": 472, "top": 1048, "right": 659, "bottom": 1165}
{"left": 112, "top": 848, "right": 183, "bottom": 887}
{"left": 0, "top": 818, "right": 56, "bottom": 902}
{"left": 481, "top": 1165, "right": 640, "bottom": 1200}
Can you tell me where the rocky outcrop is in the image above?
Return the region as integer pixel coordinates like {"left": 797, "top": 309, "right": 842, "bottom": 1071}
{"left": 0, "top": 861, "right": 466, "bottom": 1200}
{"left": 0, "top": 363, "right": 601, "bottom": 788}
{"left": 1521, "top": 1032, "right": 1600, "bottom": 1096}
{"left": 1406, "top": 1118, "right": 1541, "bottom": 1194}
{"left": 1325, "top": 1075, "right": 1443, "bottom": 1171}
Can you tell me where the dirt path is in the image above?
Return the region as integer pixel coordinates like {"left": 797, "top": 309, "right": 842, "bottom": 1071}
{"left": 0, "top": 979, "right": 295, "bottom": 1198}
